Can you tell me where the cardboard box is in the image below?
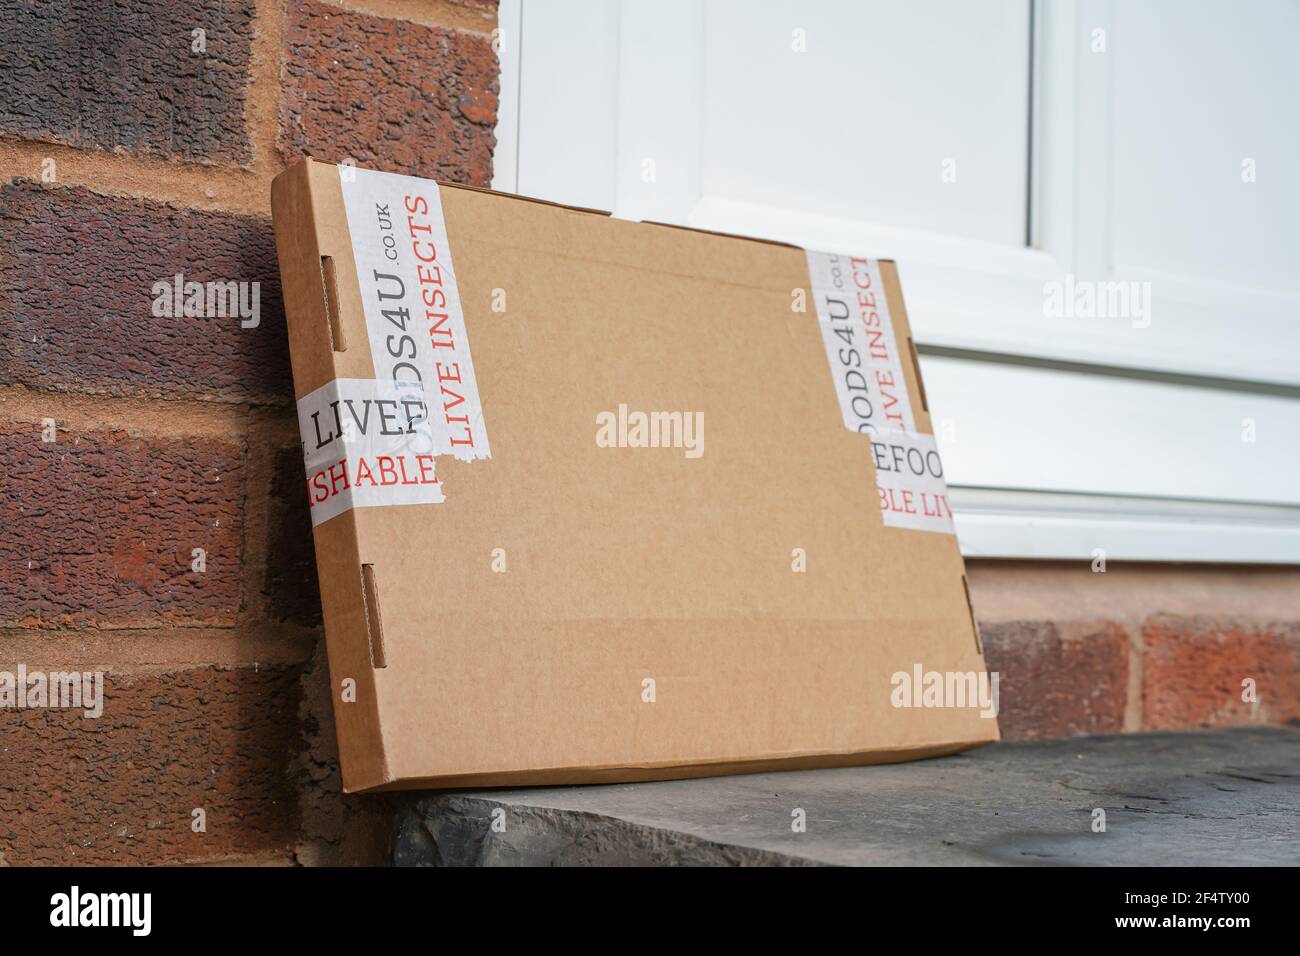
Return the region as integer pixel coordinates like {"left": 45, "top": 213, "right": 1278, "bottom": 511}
{"left": 270, "top": 158, "right": 999, "bottom": 792}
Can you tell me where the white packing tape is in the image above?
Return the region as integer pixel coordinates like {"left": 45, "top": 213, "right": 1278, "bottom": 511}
{"left": 806, "top": 250, "right": 954, "bottom": 535}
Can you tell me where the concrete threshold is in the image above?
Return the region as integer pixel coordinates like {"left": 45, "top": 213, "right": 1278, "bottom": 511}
{"left": 392, "top": 727, "right": 1300, "bottom": 866}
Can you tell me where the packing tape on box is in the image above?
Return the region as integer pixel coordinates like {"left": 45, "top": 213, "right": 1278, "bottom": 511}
{"left": 296, "top": 166, "right": 491, "bottom": 526}
{"left": 298, "top": 377, "right": 447, "bottom": 525}
{"left": 805, "top": 250, "right": 955, "bottom": 536}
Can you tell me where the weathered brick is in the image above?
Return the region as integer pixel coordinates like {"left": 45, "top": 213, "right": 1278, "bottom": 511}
{"left": 0, "top": 423, "right": 244, "bottom": 626}
{"left": 0, "top": 662, "right": 301, "bottom": 864}
{"left": 264, "top": 444, "right": 322, "bottom": 626}
{"left": 0, "top": 0, "right": 255, "bottom": 164}
{"left": 1142, "top": 616, "right": 1300, "bottom": 730}
{"left": 0, "top": 181, "right": 290, "bottom": 402}
{"left": 980, "top": 620, "right": 1129, "bottom": 740}
{"left": 281, "top": 0, "right": 498, "bottom": 183}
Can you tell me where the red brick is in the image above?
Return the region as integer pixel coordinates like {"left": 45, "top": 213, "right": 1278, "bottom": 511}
{"left": 280, "top": 0, "right": 498, "bottom": 184}
{"left": 264, "top": 445, "right": 322, "bottom": 627}
{"left": 980, "top": 620, "right": 1129, "bottom": 740}
{"left": 0, "top": 0, "right": 255, "bottom": 164}
{"left": 0, "top": 662, "right": 301, "bottom": 864}
{"left": 0, "top": 423, "right": 244, "bottom": 626}
{"left": 0, "top": 181, "right": 290, "bottom": 403}
{"left": 1142, "top": 615, "right": 1300, "bottom": 730}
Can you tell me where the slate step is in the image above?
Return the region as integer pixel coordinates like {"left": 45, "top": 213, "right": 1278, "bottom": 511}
{"left": 391, "top": 727, "right": 1300, "bottom": 866}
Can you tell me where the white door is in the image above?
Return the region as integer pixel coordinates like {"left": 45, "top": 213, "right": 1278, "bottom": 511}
{"left": 494, "top": 0, "right": 1300, "bottom": 562}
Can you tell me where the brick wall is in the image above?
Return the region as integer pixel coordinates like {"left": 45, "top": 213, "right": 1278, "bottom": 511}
{"left": 0, "top": 0, "right": 498, "bottom": 865}
{"left": 1, "top": 0, "right": 1297, "bottom": 867}
{"left": 968, "top": 563, "right": 1300, "bottom": 741}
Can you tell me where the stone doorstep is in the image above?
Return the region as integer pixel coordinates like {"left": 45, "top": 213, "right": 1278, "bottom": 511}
{"left": 392, "top": 727, "right": 1300, "bottom": 866}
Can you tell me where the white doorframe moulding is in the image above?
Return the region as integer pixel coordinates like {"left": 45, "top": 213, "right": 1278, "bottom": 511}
{"left": 492, "top": 0, "right": 1300, "bottom": 564}
{"left": 952, "top": 488, "right": 1300, "bottom": 563}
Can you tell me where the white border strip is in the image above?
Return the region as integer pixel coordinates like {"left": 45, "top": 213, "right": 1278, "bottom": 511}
{"left": 953, "top": 488, "right": 1300, "bottom": 563}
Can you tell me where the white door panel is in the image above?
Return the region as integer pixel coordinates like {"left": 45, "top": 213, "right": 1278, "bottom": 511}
{"left": 700, "top": 0, "right": 1030, "bottom": 246}
{"left": 1111, "top": 0, "right": 1300, "bottom": 292}
{"left": 926, "top": 356, "right": 1299, "bottom": 504}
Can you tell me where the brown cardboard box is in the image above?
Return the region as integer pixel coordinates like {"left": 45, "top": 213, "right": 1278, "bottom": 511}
{"left": 271, "top": 158, "right": 999, "bottom": 792}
